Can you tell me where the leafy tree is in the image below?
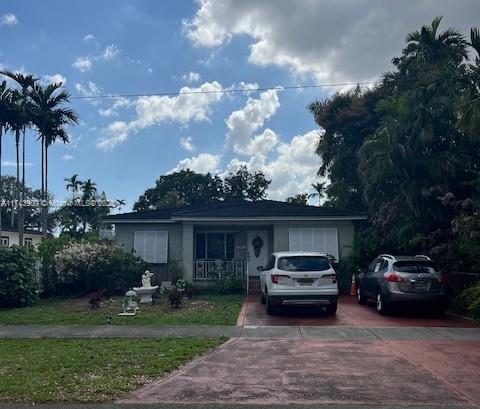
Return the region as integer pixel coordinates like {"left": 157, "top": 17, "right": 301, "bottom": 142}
{"left": 134, "top": 169, "right": 223, "bottom": 211}
{"left": 286, "top": 193, "right": 309, "bottom": 205}
{"left": 134, "top": 166, "right": 270, "bottom": 211}
{"left": 223, "top": 165, "right": 270, "bottom": 201}
{"left": 309, "top": 17, "right": 480, "bottom": 273}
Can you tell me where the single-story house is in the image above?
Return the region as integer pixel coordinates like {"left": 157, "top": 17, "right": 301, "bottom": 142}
{"left": 102, "top": 200, "right": 367, "bottom": 283}
{"left": 0, "top": 227, "right": 43, "bottom": 248}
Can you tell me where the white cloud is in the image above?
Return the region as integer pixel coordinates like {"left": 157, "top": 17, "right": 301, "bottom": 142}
{"left": 1, "top": 160, "right": 33, "bottom": 167}
{"left": 83, "top": 33, "right": 96, "bottom": 42}
{"left": 72, "top": 56, "right": 92, "bottom": 72}
{"left": 184, "top": 0, "right": 480, "bottom": 84}
{"left": 223, "top": 130, "right": 322, "bottom": 200}
{"left": 180, "top": 136, "right": 195, "bottom": 152}
{"left": 42, "top": 74, "right": 66, "bottom": 85}
{"left": 97, "top": 81, "right": 225, "bottom": 150}
{"left": 171, "top": 153, "right": 221, "bottom": 174}
{"left": 147, "top": 68, "right": 153, "bottom": 74}
{"left": 182, "top": 71, "right": 201, "bottom": 83}
{"left": 102, "top": 44, "right": 120, "bottom": 60}
{"left": 97, "top": 121, "right": 130, "bottom": 150}
{"left": 225, "top": 89, "right": 280, "bottom": 154}
{"left": 0, "top": 13, "right": 17, "bottom": 26}
{"left": 98, "top": 97, "right": 130, "bottom": 117}
{"left": 61, "top": 154, "right": 74, "bottom": 161}
{"left": 75, "top": 81, "right": 101, "bottom": 97}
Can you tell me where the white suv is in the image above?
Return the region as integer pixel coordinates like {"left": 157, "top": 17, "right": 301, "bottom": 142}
{"left": 259, "top": 252, "right": 339, "bottom": 315}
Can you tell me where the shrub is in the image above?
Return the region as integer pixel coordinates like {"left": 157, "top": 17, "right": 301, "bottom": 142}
{"left": 452, "top": 284, "right": 480, "bottom": 321}
{"left": 167, "top": 288, "right": 183, "bottom": 308}
{"left": 55, "top": 242, "right": 146, "bottom": 294}
{"left": 210, "top": 275, "right": 245, "bottom": 294}
{"left": 0, "top": 246, "right": 39, "bottom": 308}
{"left": 334, "top": 260, "right": 355, "bottom": 295}
{"left": 37, "top": 235, "right": 74, "bottom": 296}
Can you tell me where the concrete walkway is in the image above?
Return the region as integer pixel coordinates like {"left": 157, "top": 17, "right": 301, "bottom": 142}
{"left": 1, "top": 324, "right": 480, "bottom": 340}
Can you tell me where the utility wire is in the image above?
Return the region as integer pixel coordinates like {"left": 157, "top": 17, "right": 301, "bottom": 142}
{"left": 71, "top": 80, "right": 377, "bottom": 100}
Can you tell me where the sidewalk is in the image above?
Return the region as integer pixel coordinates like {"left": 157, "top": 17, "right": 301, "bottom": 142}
{"left": 1, "top": 324, "right": 479, "bottom": 340}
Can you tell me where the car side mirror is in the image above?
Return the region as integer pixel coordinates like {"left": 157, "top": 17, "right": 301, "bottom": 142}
{"left": 256, "top": 266, "right": 264, "bottom": 272}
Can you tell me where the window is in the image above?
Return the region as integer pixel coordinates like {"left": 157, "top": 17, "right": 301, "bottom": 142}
{"left": 24, "top": 237, "right": 33, "bottom": 248}
{"left": 134, "top": 231, "right": 168, "bottom": 264}
{"left": 195, "top": 232, "right": 235, "bottom": 260}
{"left": 278, "top": 256, "right": 331, "bottom": 272}
{"left": 288, "top": 228, "right": 339, "bottom": 261}
{"left": 0, "top": 236, "right": 9, "bottom": 247}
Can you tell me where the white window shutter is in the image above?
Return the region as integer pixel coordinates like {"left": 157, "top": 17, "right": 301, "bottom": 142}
{"left": 325, "top": 228, "right": 339, "bottom": 262}
{"left": 155, "top": 231, "right": 168, "bottom": 264}
{"left": 134, "top": 231, "right": 168, "bottom": 264}
{"left": 288, "top": 228, "right": 339, "bottom": 261}
{"left": 289, "top": 229, "right": 302, "bottom": 251}
{"left": 134, "top": 231, "right": 146, "bottom": 260}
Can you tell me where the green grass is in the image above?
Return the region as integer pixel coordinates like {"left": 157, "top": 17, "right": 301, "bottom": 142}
{"left": 0, "top": 294, "right": 244, "bottom": 326}
{"left": 0, "top": 338, "right": 224, "bottom": 402}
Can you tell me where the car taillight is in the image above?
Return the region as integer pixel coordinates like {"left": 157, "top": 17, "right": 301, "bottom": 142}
{"left": 438, "top": 274, "right": 448, "bottom": 284}
{"left": 323, "top": 273, "right": 337, "bottom": 283}
{"left": 271, "top": 274, "right": 290, "bottom": 284}
{"left": 384, "top": 272, "right": 404, "bottom": 282}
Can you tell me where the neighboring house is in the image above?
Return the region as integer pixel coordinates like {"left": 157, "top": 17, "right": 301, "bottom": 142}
{"left": 0, "top": 227, "right": 43, "bottom": 248}
{"left": 103, "top": 200, "right": 367, "bottom": 283}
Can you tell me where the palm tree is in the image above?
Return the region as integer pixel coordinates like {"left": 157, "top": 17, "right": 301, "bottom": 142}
{"left": 0, "top": 70, "right": 37, "bottom": 244}
{"left": 0, "top": 80, "right": 13, "bottom": 238}
{"left": 81, "top": 179, "right": 97, "bottom": 200}
{"left": 31, "top": 82, "right": 78, "bottom": 234}
{"left": 64, "top": 174, "right": 82, "bottom": 201}
{"left": 309, "top": 182, "right": 326, "bottom": 206}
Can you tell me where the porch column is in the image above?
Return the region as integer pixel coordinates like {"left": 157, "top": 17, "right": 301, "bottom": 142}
{"left": 182, "top": 223, "right": 194, "bottom": 282}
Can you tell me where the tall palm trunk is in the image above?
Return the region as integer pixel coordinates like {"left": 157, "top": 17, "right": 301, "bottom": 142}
{"left": 19, "top": 129, "right": 26, "bottom": 243}
{"left": 44, "top": 142, "right": 48, "bottom": 235}
{"left": 15, "top": 129, "right": 22, "bottom": 245}
{"left": 41, "top": 136, "right": 46, "bottom": 235}
{"left": 0, "top": 125, "right": 2, "bottom": 239}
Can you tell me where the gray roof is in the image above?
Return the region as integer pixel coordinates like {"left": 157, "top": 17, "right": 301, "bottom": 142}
{"left": 103, "top": 200, "right": 367, "bottom": 222}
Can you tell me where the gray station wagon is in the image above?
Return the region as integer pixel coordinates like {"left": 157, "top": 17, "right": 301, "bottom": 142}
{"left": 357, "top": 254, "right": 449, "bottom": 315}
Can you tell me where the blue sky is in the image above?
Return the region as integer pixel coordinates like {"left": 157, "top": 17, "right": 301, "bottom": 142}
{"left": 1, "top": 0, "right": 478, "bottom": 211}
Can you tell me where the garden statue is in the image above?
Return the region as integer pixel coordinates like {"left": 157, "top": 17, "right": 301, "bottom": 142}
{"left": 133, "top": 270, "right": 159, "bottom": 304}
{"left": 118, "top": 289, "right": 138, "bottom": 316}
{"left": 142, "top": 270, "right": 154, "bottom": 287}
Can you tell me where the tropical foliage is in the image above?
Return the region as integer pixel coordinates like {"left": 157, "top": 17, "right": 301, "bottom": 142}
{"left": 309, "top": 17, "right": 480, "bottom": 275}
{"left": 0, "top": 71, "right": 78, "bottom": 241}
{"left": 54, "top": 241, "right": 146, "bottom": 294}
{"left": 0, "top": 246, "right": 38, "bottom": 308}
{"left": 134, "top": 165, "right": 271, "bottom": 210}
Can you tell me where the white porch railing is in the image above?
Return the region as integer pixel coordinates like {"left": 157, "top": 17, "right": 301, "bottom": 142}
{"left": 194, "top": 260, "right": 248, "bottom": 280}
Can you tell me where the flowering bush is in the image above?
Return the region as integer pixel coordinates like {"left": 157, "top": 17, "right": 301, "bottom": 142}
{"left": 55, "top": 242, "right": 146, "bottom": 294}
{"left": 0, "top": 246, "right": 39, "bottom": 308}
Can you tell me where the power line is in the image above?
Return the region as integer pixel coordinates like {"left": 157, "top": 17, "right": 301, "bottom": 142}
{"left": 71, "top": 81, "right": 377, "bottom": 100}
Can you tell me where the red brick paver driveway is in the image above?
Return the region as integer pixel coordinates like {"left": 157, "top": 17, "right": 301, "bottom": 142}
{"left": 239, "top": 294, "right": 479, "bottom": 327}
{"left": 123, "top": 338, "right": 480, "bottom": 406}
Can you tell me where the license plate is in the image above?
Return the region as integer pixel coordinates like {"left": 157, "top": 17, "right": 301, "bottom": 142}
{"left": 296, "top": 278, "right": 314, "bottom": 285}
{"left": 414, "top": 282, "right": 428, "bottom": 291}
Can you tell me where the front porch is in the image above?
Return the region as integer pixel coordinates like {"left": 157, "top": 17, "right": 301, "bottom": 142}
{"left": 188, "top": 224, "right": 274, "bottom": 281}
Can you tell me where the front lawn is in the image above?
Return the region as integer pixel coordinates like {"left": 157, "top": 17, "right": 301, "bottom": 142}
{"left": 0, "top": 338, "right": 224, "bottom": 402}
{"left": 0, "top": 294, "right": 244, "bottom": 326}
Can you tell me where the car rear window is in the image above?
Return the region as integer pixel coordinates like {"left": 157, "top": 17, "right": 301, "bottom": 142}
{"left": 393, "top": 261, "right": 439, "bottom": 273}
{"left": 277, "top": 256, "right": 331, "bottom": 272}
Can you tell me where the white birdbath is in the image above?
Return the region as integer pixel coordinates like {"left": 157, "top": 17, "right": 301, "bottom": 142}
{"left": 133, "top": 270, "right": 159, "bottom": 304}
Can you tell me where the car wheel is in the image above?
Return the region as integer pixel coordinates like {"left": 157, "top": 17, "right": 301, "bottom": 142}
{"left": 266, "top": 293, "right": 277, "bottom": 315}
{"left": 376, "top": 292, "right": 390, "bottom": 315}
{"left": 325, "top": 301, "right": 337, "bottom": 315}
{"left": 357, "top": 287, "right": 368, "bottom": 305}
{"left": 260, "top": 291, "right": 266, "bottom": 304}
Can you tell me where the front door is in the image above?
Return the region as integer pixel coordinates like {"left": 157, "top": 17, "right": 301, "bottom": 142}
{"left": 247, "top": 230, "right": 269, "bottom": 276}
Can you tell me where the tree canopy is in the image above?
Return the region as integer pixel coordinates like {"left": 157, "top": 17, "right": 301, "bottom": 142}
{"left": 134, "top": 166, "right": 271, "bottom": 211}
{"left": 309, "top": 17, "right": 480, "bottom": 272}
